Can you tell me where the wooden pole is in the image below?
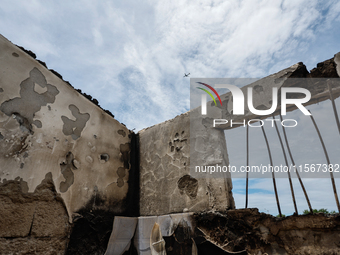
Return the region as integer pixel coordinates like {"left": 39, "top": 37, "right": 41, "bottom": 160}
{"left": 279, "top": 114, "right": 313, "bottom": 213}
{"left": 261, "top": 125, "right": 282, "bottom": 217}
{"left": 245, "top": 125, "right": 249, "bottom": 208}
{"left": 309, "top": 111, "right": 340, "bottom": 212}
{"left": 327, "top": 80, "right": 340, "bottom": 135}
{"left": 273, "top": 115, "right": 298, "bottom": 214}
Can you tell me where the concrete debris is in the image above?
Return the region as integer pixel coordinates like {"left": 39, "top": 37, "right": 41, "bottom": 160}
{"left": 195, "top": 209, "right": 340, "bottom": 255}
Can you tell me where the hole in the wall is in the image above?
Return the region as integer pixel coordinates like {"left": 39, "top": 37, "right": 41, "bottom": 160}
{"left": 12, "top": 52, "right": 19, "bottom": 57}
{"left": 100, "top": 153, "right": 109, "bottom": 162}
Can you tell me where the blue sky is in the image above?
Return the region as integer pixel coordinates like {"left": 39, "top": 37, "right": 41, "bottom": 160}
{"left": 1, "top": 0, "right": 340, "bottom": 215}
{"left": 225, "top": 98, "right": 340, "bottom": 215}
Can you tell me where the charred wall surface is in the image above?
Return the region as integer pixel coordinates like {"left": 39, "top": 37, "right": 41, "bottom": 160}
{"left": 0, "top": 34, "right": 134, "bottom": 219}
{"left": 138, "top": 112, "right": 234, "bottom": 216}
{"left": 0, "top": 34, "right": 138, "bottom": 254}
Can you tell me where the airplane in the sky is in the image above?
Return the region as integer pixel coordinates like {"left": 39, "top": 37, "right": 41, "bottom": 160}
{"left": 183, "top": 73, "right": 190, "bottom": 77}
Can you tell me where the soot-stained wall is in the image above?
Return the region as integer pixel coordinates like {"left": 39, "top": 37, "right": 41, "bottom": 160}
{"left": 0, "top": 34, "right": 132, "bottom": 222}
{"left": 138, "top": 112, "right": 235, "bottom": 216}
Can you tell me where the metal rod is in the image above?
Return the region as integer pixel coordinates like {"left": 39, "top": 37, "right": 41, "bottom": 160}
{"left": 279, "top": 113, "right": 313, "bottom": 213}
{"left": 245, "top": 124, "right": 249, "bottom": 208}
{"left": 273, "top": 115, "right": 298, "bottom": 214}
{"left": 309, "top": 111, "right": 340, "bottom": 212}
{"left": 261, "top": 125, "right": 282, "bottom": 217}
{"left": 327, "top": 80, "right": 340, "bottom": 135}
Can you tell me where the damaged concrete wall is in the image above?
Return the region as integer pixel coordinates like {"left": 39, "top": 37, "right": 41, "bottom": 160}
{"left": 0, "top": 32, "right": 139, "bottom": 254}
{"left": 0, "top": 173, "right": 71, "bottom": 254}
{"left": 0, "top": 34, "right": 140, "bottom": 253}
{"left": 138, "top": 112, "right": 235, "bottom": 216}
{"left": 0, "top": 34, "right": 133, "bottom": 220}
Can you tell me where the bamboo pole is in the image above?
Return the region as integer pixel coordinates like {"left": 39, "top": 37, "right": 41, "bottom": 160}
{"left": 261, "top": 125, "right": 282, "bottom": 217}
{"left": 272, "top": 115, "right": 298, "bottom": 214}
{"left": 279, "top": 114, "right": 313, "bottom": 213}
{"left": 327, "top": 80, "right": 340, "bottom": 135}
{"left": 309, "top": 111, "right": 340, "bottom": 212}
{"left": 245, "top": 125, "right": 249, "bottom": 208}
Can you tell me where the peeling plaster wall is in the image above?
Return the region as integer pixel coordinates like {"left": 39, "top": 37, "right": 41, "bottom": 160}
{"left": 0, "top": 173, "right": 71, "bottom": 254}
{"left": 138, "top": 112, "right": 235, "bottom": 216}
{"left": 0, "top": 34, "right": 132, "bottom": 222}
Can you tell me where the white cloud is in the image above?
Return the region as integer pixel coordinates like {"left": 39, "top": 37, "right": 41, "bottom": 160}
{"left": 1, "top": 0, "right": 339, "bottom": 130}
